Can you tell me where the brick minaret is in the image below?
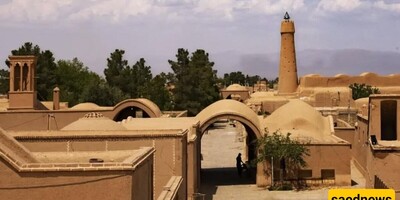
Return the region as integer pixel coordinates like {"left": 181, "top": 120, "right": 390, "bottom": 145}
{"left": 278, "top": 12, "right": 298, "bottom": 94}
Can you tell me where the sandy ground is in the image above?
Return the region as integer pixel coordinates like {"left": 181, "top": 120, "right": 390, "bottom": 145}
{"left": 197, "top": 122, "right": 366, "bottom": 200}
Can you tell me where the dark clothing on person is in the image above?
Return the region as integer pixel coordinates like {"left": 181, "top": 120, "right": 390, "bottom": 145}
{"left": 236, "top": 154, "right": 243, "bottom": 176}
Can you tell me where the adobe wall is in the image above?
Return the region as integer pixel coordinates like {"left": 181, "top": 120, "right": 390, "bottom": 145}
{"left": 304, "top": 144, "right": 351, "bottom": 186}
{"left": 365, "top": 149, "right": 400, "bottom": 190}
{"left": 298, "top": 74, "right": 400, "bottom": 107}
{"left": 334, "top": 128, "right": 355, "bottom": 145}
{"left": 352, "top": 116, "right": 369, "bottom": 176}
{"left": 16, "top": 134, "right": 187, "bottom": 198}
{"left": 368, "top": 97, "right": 400, "bottom": 141}
{"left": 221, "top": 90, "right": 250, "bottom": 101}
{"left": 0, "top": 157, "right": 136, "bottom": 200}
{"left": 299, "top": 74, "right": 400, "bottom": 88}
{"left": 0, "top": 110, "right": 98, "bottom": 131}
{"left": 187, "top": 134, "right": 200, "bottom": 197}
{"left": 0, "top": 103, "right": 160, "bottom": 131}
{"left": 132, "top": 155, "right": 154, "bottom": 200}
{"left": 353, "top": 114, "right": 400, "bottom": 191}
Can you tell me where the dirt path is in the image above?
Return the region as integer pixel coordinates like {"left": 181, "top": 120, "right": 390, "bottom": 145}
{"left": 198, "top": 122, "right": 364, "bottom": 200}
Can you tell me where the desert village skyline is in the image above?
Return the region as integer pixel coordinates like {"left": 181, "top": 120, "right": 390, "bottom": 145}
{"left": 1, "top": 1, "right": 400, "bottom": 77}
{"left": 0, "top": 10, "right": 399, "bottom": 199}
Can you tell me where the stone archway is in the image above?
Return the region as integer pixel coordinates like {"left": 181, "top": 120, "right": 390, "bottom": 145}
{"left": 195, "top": 100, "right": 268, "bottom": 187}
{"left": 112, "top": 98, "right": 162, "bottom": 121}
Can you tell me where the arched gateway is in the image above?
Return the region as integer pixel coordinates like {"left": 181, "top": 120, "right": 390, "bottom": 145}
{"left": 196, "top": 99, "right": 262, "bottom": 138}
{"left": 112, "top": 98, "right": 162, "bottom": 121}
{"left": 195, "top": 100, "right": 268, "bottom": 187}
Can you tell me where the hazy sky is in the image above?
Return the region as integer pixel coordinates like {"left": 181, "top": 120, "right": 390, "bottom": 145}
{"left": 1, "top": 0, "right": 400, "bottom": 77}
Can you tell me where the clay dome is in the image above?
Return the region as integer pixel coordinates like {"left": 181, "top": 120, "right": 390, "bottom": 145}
{"left": 264, "top": 100, "right": 334, "bottom": 142}
{"left": 359, "top": 72, "right": 378, "bottom": 77}
{"left": 226, "top": 84, "right": 247, "bottom": 91}
{"left": 62, "top": 112, "right": 126, "bottom": 131}
{"left": 70, "top": 103, "right": 102, "bottom": 110}
{"left": 334, "top": 74, "right": 350, "bottom": 78}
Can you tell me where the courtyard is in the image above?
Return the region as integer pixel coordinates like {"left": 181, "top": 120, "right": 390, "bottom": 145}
{"left": 198, "top": 121, "right": 365, "bottom": 200}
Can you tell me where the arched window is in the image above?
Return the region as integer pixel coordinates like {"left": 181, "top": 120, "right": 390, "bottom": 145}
{"left": 381, "top": 100, "right": 397, "bottom": 140}
{"left": 22, "top": 63, "right": 29, "bottom": 91}
{"left": 14, "top": 64, "right": 21, "bottom": 91}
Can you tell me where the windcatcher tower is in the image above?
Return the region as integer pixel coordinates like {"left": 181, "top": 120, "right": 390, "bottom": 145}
{"left": 8, "top": 55, "right": 38, "bottom": 110}
{"left": 278, "top": 12, "right": 298, "bottom": 94}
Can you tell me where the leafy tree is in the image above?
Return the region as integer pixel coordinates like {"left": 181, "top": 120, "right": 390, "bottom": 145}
{"left": 147, "top": 73, "right": 173, "bottom": 110}
{"left": 222, "top": 71, "right": 265, "bottom": 86}
{"left": 269, "top": 77, "right": 279, "bottom": 89}
{"left": 0, "top": 69, "right": 9, "bottom": 95}
{"left": 169, "top": 48, "right": 220, "bottom": 116}
{"left": 349, "top": 83, "right": 380, "bottom": 100}
{"left": 9, "top": 42, "right": 57, "bottom": 100}
{"left": 80, "top": 78, "right": 128, "bottom": 106}
{"left": 56, "top": 58, "right": 101, "bottom": 106}
{"left": 104, "top": 50, "right": 153, "bottom": 99}
{"left": 255, "top": 130, "right": 309, "bottom": 186}
{"left": 104, "top": 49, "right": 130, "bottom": 93}
{"left": 128, "top": 58, "right": 152, "bottom": 98}
{"left": 223, "top": 71, "right": 246, "bottom": 86}
{"left": 246, "top": 75, "right": 263, "bottom": 86}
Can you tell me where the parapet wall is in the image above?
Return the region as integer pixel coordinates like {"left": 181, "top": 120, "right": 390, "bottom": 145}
{"left": 299, "top": 73, "right": 400, "bottom": 88}
{"left": 298, "top": 73, "right": 400, "bottom": 107}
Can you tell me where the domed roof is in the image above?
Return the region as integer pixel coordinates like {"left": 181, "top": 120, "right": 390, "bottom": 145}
{"left": 334, "top": 74, "right": 350, "bottom": 78}
{"left": 263, "top": 100, "right": 336, "bottom": 142}
{"left": 70, "top": 103, "right": 102, "bottom": 110}
{"left": 226, "top": 84, "right": 247, "bottom": 91}
{"left": 303, "top": 74, "right": 320, "bottom": 78}
{"left": 359, "top": 72, "right": 378, "bottom": 77}
{"left": 62, "top": 112, "right": 126, "bottom": 131}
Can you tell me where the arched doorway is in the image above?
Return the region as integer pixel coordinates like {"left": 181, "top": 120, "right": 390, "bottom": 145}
{"left": 112, "top": 98, "right": 162, "bottom": 121}
{"left": 195, "top": 100, "right": 267, "bottom": 197}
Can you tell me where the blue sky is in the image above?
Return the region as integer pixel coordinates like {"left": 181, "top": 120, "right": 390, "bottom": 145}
{"left": 1, "top": 0, "right": 400, "bottom": 78}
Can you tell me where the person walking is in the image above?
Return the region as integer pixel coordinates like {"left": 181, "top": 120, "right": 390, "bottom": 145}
{"left": 236, "top": 153, "right": 244, "bottom": 177}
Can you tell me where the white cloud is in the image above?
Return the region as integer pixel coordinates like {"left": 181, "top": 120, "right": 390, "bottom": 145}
{"left": 374, "top": 0, "right": 400, "bottom": 12}
{"left": 193, "top": 0, "right": 305, "bottom": 20}
{"left": 69, "top": 0, "right": 158, "bottom": 22}
{"left": 256, "top": 0, "right": 305, "bottom": 15}
{"left": 316, "top": 0, "right": 362, "bottom": 12}
{"left": 0, "top": 0, "right": 73, "bottom": 22}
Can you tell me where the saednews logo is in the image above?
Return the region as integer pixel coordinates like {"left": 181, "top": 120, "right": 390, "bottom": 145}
{"left": 328, "top": 189, "right": 395, "bottom": 200}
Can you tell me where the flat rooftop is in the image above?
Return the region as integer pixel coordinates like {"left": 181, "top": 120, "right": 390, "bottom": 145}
{"left": 33, "top": 150, "right": 143, "bottom": 163}
{"left": 119, "top": 117, "right": 199, "bottom": 131}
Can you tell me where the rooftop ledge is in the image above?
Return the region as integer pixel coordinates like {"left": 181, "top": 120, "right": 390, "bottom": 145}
{"left": 370, "top": 139, "right": 400, "bottom": 151}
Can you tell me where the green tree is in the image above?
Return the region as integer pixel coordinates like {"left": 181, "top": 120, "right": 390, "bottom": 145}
{"left": 222, "top": 71, "right": 266, "bottom": 87}
{"left": 56, "top": 58, "right": 101, "bottom": 106}
{"left": 104, "top": 49, "right": 130, "bottom": 93}
{"left": 0, "top": 69, "right": 9, "bottom": 95}
{"left": 128, "top": 58, "right": 153, "bottom": 98}
{"left": 255, "top": 130, "right": 309, "bottom": 186}
{"left": 245, "top": 75, "right": 264, "bottom": 86}
{"left": 104, "top": 50, "right": 153, "bottom": 99}
{"left": 269, "top": 77, "right": 279, "bottom": 89}
{"left": 9, "top": 42, "right": 57, "bottom": 100}
{"left": 80, "top": 78, "right": 128, "bottom": 106}
{"left": 223, "top": 71, "right": 246, "bottom": 86}
{"left": 349, "top": 83, "right": 380, "bottom": 100}
{"left": 147, "top": 73, "right": 172, "bottom": 110}
{"left": 169, "top": 48, "right": 220, "bottom": 116}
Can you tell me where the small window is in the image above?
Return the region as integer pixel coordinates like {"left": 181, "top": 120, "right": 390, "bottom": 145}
{"left": 298, "top": 169, "right": 312, "bottom": 178}
{"left": 321, "top": 169, "right": 335, "bottom": 179}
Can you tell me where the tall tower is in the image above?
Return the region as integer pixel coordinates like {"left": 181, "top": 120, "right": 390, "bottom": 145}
{"left": 8, "top": 55, "right": 38, "bottom": 110}
{"left": 278, "top": 12, "right": 298, "bottom": 94}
